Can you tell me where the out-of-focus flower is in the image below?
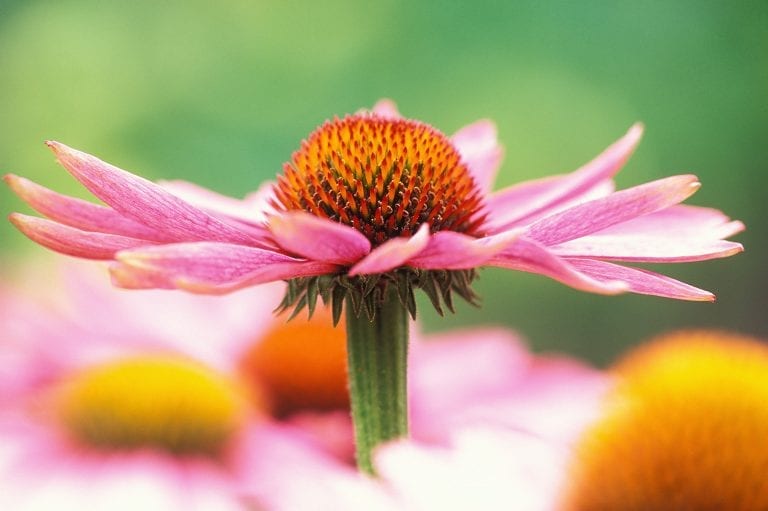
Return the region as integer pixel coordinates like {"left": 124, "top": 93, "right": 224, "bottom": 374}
{"left": 361, "top": 330, "right": 768, "bottom": 511}
{"left": 6, "top": 100, "right": 742, "bottom": 318}
{"left": 363, "top": 335, "right": 609, "bottom": 511}
{"left": 242, "top": 329, "right": 609, "bottom": 511}
{"left": 0, "top": 258, "right": 609, "bottom": 509}
{"left": 561, "top": 330, "right": 768, "bottom": 511}
{"left": 0, "top": 262, "right": 358, "bottom": 510}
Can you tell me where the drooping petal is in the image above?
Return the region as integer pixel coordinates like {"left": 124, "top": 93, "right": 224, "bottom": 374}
{"left": 112, "top": 241, "right": 339, "bottom": 293}
{"left": 46, "top": 141, "right": 259, "bottom": 245}
{"left": 408, "top": 229, "right": 522, "bottom": 270}
{"left": 5, "top": 174, "right": 173, "bottom": 242}
{"left": 9, "top": 214, "right": 155, "bottom": 259}
{"left": 550, "top": 235, "right": 743, "bottom": 263}
{"left": 111, "top": 259, "right": 337, "bottom": 295}
{"left": 268, "top": 211, "right": 371, "bottom": 265}
{"left": 488, "top": 237, "right": 628, "bottom": 295}
{"left": 595, "top": 204, "right": 745, "bottom": 238}
{"left": 159, "top": 179, "right": 274, "bottom": 226}
{"left": 108, "top": 263, "right": 183, "bottom": 290}
{"left": 526, "top": 175, "right": 701, "bottom": 246}
{"left": 547, "top": 199, "right": 746, "bottom": 264}
{"left": 371, "top": 99, "right": 402, "bottom": 119}
{"left": 485, "top": 177, "right": 615, "bottom": 233}
{"left": 348, "top": 224, "right": 430, "bottom": 276}
{"left": 158, "top": 179, "right": 276, "bottom": 246}
{"left": 565, "top": 259, "right": 715, "bottom": 301}
{"left": 487, "top": 124, "right": 643, "bottom": 228}
{"left": 451, "top": 120, "right": 504, "bottom": 194}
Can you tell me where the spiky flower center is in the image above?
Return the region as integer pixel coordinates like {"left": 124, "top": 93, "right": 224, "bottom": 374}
{"left": 564, "top": 331, "right": 768, "bottom": 511}
{"left": 274, "top": 114, "right": 485, "bottom": 246}
{"left": 54, "top": 357, "right": 248, "bottom": 457}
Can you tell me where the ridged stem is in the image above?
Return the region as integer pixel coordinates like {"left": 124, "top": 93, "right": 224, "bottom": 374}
{"left": 344, "top": 288, "right": 409, "bottom": 474}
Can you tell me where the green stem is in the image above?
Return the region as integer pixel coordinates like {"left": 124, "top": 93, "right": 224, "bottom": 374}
{"left": 344, "top": 287, "right": 409, "bottom": 475}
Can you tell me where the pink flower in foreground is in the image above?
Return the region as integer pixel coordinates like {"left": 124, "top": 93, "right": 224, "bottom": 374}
{"left": 562, "top": 330, "right": 768, "bottom": 510}
{"left": 6, "top": 100, "right": 742, "bottom": 317}
{"left": 369, "top": 330, "right": 768, "bottom": 511}
{"left": 250, "top": 337, "right": 608, "bottom": 511}
{"left": 0, "top": 262, "right": 358, "bottom": 510}
{"left": 0, "top": 259, "right": 608, "bottom": 510}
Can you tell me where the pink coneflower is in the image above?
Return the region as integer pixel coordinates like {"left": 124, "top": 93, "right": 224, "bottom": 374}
{"left": 247, "top": 338, "right": 609, "bottom": 511}
{"left": 5, "top": 100, "right": 743, "bottom": 472}
{"left": 6, "top": 100, "right": 742, "bottom": 306}
{"left": 370, "top": 330, "right": 768, "bottom": 511}
{"left": 562, "top": 330, "right": 768, "bottom": 511}
{"left": 1, "top": 259, "right": 607, "bottom": 508}
{"left": 0, "top": 263, "right": 361, "bottom": 509}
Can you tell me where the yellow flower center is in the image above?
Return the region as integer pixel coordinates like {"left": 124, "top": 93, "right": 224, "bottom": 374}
{"left": 274, "top": 114, "right": 486, "bottom": 246}
{"left": 54, "top": 357, "right": 249, "bottom": 457}
{"left": 239, "top": 308, "right": 349, "bottom": 417}
{"left": 563, "top": 331, "right": 768, "bottom": 511}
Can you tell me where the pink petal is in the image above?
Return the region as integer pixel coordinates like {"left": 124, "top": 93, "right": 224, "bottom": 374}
{"left": 597, "top": 204, "right": 745, "bottom": 238}
{"left": 566, "top": 258, "right": 715, "bottom": 301}
{"left": 112, "top": 242, "right": 339, "bottom": 293}
{"left": 487, "top": 123, "right": 643, "bottom": 228}
{"left": 481, "top": 356, "right": 610, "bottom": 443}
{"left": 409, "top": 329, "right": 531, "bottom": 443}
{"left": 237, "top": 425, "right": 397, "bottom": 511}
{"left": 159, "top": 179, "right": 276, "bottom": 247}
{"left": 371, "top": 98, "right": 402, "bottom": 119}
{"left": 407, "top": 229, "right": 522, "bottom": 270}
{"left": 9, "top": 213, "right": 155, "bottom": 259}
{"left": 486, "top": 177, "right": 615, "bottom": 233}
{"left": 550, "top": 204, "right": 745, "bottom": 263}
{"left": 376, "top": 428, "right": 568, "bottom": 511}
{"left": 46, "top": 141, "right": 259, "bottom": 245}
{"left": 159, "top": 179, "right": 273, "bottom": 226}
{"left": 268, "top": 211, "right": 371, "bottom": 265}
{"left": 488, "top": 237, "right": 628, "bottom": 295}
{"left": 348, "top": 223, "right": 430, "bottom": 276}
{"left": 109, "top": 263, "right": 183, "bottom": 290}
{"left": 526, "top": 175, "right": 701, "bottom": 246}
{"left": 285, "top": 411, "right": 355, "bottom": 463}
{"left": 451, "top": 120, "right": 504, "bottom": 194}
{"left": 5, "top": 174, "right": 173, "bottom": 242}
{"left": 551, "top": 235, "right": 743, "bottom": 263}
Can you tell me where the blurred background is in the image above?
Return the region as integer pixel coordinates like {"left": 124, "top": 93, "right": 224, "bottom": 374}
{"left": 1, "top": 0, "right": 765, "bottom": 364}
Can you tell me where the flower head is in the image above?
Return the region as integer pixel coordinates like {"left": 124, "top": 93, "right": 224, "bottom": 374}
{"left": 562, "top": 330, "right": 768, "bottom": 511}
{"left": 313, "top": 330, "right": 768, "bottom": 511}
{"left": 274, "top": 114, "right": 486, "bottom": 244}
{"left": 236, "top": 328, "right": 610, "bottom": 511}
{"left": 0, "top": 258, "right": 611, "bottom": 508}
{"left": 6, "top": 100, "right": 743, "bottom": 317}
{"left": 249, "top": 338, "right": 610, "bottom": 511}
{"left": 0, "top": 262, "right": 356, "bottom": 509}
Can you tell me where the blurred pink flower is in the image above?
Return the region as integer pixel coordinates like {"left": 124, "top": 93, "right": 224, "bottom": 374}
{"left": 6, "top": 100, "right": 742, "bottom": 308}
{"left": 250, "top": 334, "right": 609, "bottom": 511}
{"left": 0, "top": 262, "right": 357, "bottom": 510}
{"left": 374, "top": 427, "right": 573, "bottom": 511}
{"left": 0, "top": 259, "right": 608, "bottom": 510}
{"left": 369, "top": 330, "right": 768, "bottom": 511}
{"left": 561, "top": 330, "right": 768, "bottom": 510}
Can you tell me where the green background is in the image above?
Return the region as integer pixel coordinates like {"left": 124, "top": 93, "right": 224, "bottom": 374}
{"left": 1, "top": 0, "right": 765, "bottom": 364}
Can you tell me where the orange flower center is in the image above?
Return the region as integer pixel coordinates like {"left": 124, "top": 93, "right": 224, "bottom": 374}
{"left": 239, "top": 308, "right": 349, "bottom": 417}
{"left": 53, "top": 357, "right": 249, "bottom": 457}
{"left": 563, "top": 331, "right": 768, "bottom": 511}
{"left": 273, "top": 114, "right": 485, "bottom": 246}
